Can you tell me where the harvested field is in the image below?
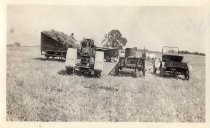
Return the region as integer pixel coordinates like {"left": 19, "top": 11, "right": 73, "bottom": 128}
{"left": 6, "top": 46, "right": 205, "bottom": 122}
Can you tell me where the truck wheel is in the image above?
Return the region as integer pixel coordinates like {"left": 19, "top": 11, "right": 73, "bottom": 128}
{"left": 174, "top": 71, "right": 179, "bottom": 79}
{"left": 66, "top": 68, "right": 74, "bottom": 75}
{"left": 135, "top": 70, "right": 141, "bottom": 78}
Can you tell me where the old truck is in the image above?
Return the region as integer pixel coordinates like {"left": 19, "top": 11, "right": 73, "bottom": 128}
{"left": 153, "top": 46, "right": 190, "bottom": 80}
{"left": 65, "top": 38, "right": 104, "bottom": 77}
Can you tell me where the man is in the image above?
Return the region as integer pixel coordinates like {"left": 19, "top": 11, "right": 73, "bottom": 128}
{"left": 70, "top": 33, "right": 77, "bottom": 42}
{"left": 67, "top": 33, "right": 77, "bottom": 48}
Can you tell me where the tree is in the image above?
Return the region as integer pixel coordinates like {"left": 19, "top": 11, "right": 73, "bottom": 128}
{"left": 14, "top": 42, "right": 20, "bottom": 47}
{"left": 102, "top": 30, "right": 127, "bottom": 49}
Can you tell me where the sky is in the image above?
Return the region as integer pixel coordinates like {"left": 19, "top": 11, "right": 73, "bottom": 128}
{"left": 7, "top": 5, "right": 208, "bottom": 53}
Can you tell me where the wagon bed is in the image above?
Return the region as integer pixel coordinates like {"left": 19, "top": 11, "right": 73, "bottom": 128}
{"left": 41, "top": 32, "right": 68, "bottom": 58}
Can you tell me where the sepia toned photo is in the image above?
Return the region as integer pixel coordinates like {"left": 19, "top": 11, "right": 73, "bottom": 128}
{"left": 6, "top": 5, "right": 206, "bottom": 122}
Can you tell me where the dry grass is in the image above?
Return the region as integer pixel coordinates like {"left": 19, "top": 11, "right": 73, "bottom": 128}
{"left": 6, "top": 46, "right": 205, "bottom": 122}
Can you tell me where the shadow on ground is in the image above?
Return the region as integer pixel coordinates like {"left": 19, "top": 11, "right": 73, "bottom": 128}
{"left": 109, "top": 70, "right": 145, "bottom": 78}
{"left": 33, "top": 57, "right": 65, "bottom": 62}
{"left": 84, "top": 84, "right": 118, "bottom": 92}
{"left": 57, "top": 69, "right": 101, "bottom": 78}
{"left": 152, "top": 72, "right": 187, "bottom": 80}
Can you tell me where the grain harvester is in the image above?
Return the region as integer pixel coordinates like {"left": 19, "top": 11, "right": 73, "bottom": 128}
{"left": 65, "top": 38, "right": 104, "bottom": 77}
{"left": 113, "top": 47, "right": 146, "bottom": 77}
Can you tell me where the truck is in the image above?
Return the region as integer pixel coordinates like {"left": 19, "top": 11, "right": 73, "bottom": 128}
{"left": 153, "top": 46, "right": 190, "bottom": 80}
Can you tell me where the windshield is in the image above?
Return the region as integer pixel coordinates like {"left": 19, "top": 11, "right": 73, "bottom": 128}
{"left": 162, "top": 46, "right": 179, "bottom": 55}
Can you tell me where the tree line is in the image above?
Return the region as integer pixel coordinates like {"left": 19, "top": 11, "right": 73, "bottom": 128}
{"left": 179, "top": 50, "right": 205, "bottom": 56}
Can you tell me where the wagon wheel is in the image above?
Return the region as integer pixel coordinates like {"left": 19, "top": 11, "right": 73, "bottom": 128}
{"left": 115, "top": 66, "right": 119, "bottom": 76}
{"left": 135, "top": 68, "right": 141, "bottom": 78}
{"left": 142, "top": 67, "right": 145, "bottom": 77}
{"left": 66, "top": 68, "right": 75, "bottom": 75}
{"left": 94, "top": 71, "right": 102, "bottom": 78}
{"left": 185, "top": 70, "right": 190, "bottom": 80}
{"left": 159, "top": 66, "right": 163, "bottom": 76}
{"left": 153, "top": 64, "right": 156, "bottom": 74}
{"left": 45, "top": 55, "right": 50, "bottom": 60}
{"left": 97, "top": 73, "right": 101, "bottom": 78}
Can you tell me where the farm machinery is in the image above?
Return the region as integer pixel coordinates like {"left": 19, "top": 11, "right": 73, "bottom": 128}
{"left": 153, "top": 46, "right": 190, "bottom": 80}
{"left": 65, "top": 38, "right": 104, "bottom": 77}
{"left": 41, "top": 30, "right": 79, "bottom": 60}
{"left": 113, "top": 48, "right": 146, "bottom": 77}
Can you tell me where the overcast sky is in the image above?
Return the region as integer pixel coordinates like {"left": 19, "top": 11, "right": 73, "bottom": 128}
{"left": 7, "top": 5, "right": 207, "bottom": 52}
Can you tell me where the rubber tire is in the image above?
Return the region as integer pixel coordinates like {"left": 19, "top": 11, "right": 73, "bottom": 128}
{"left": 174, "top": 71, "right": 179, "bottom": 79}
{"left": 159, "top": 67, "right": 164, "bottom": 77}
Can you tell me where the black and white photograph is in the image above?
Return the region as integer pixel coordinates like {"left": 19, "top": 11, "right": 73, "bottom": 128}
{"left": 2, "top": 1, "right": 209, "bottom": 126}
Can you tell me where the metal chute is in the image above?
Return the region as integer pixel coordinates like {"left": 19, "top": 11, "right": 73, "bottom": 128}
{"left": 65, "top": 48, "right": 77, "bottom": 67}
{"left": 94, "top": 51, "right": 104, "bottom": 71}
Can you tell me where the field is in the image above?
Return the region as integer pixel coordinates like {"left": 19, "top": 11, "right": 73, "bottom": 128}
{"left": 6, "top": 46, "right": 205, "bottom": 122}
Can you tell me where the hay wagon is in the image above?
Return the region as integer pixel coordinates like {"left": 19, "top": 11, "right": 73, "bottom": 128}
{"left": 41, "top": 32, "right": 68, "bottom": 60}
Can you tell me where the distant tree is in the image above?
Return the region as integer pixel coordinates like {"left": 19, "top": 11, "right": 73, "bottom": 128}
{"left": 179, "top": 50, "right": 205, "bottom": 56}
{"left": 102, "top": 29, "right": 127, "bottom": 49}
{"left": 10, "top": 28, "right": 15, "bottom": 33}
{"left": 14, "top": 42, "right": 20, "bottom": 47}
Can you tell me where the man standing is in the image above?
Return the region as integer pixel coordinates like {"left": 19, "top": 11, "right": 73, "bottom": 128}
{"left": 67, "top": 33, "right": 77, "bottom": 48}
{"left": 70, "top": 33, "right": 77, "bottom": 42}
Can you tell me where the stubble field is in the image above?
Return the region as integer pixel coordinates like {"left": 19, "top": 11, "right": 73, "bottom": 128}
{"left": 6, "top": 46, "right": 205, "bottom": 122}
